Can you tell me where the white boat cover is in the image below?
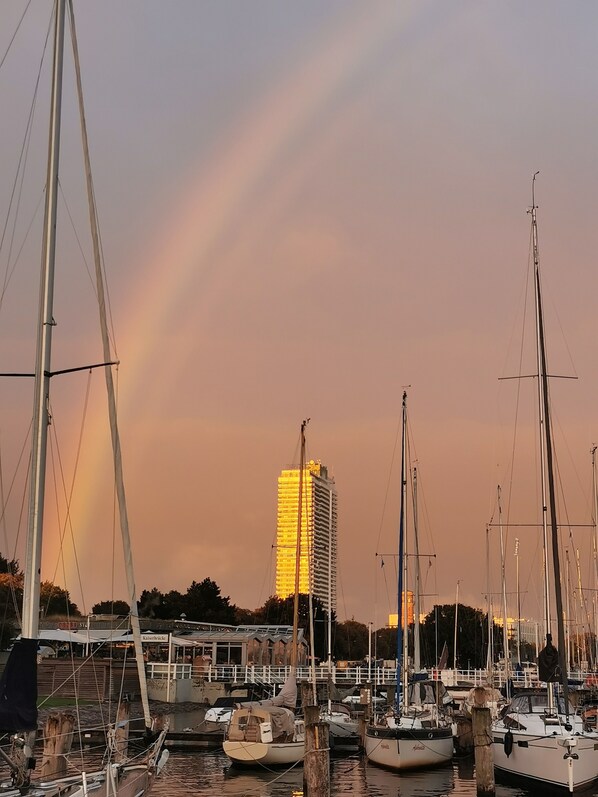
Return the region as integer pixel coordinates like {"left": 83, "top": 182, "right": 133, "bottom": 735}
{"left": 239, "top": 671, "right": 297, "bottom": 710}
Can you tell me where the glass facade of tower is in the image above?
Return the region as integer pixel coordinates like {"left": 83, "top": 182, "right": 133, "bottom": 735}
{"left": 275, "top": 460, "right": 337, "bottom": 614}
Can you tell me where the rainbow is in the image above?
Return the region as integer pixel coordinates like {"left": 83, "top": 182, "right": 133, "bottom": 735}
{"left": 47, "top": 3, "right": 425, "bottom": 605}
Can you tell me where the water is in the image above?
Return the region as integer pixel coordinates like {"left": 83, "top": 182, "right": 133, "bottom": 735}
{"left": 151, "top": 750, "right": 598, "bottom": 796}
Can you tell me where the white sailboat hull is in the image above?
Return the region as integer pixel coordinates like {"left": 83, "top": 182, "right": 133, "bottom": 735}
{"left": 493, "top": 726, "right": 598, "bottom": 792}
{"left": 365, "top": 725, "right": 453, "bottom": 770}
{"left": 222, "top": 739, "right": 304, "bottom": 766}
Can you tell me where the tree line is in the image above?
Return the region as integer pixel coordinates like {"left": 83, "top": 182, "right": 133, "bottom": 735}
{"left": 0, "top": 554, "right": 533, "bottom": 667}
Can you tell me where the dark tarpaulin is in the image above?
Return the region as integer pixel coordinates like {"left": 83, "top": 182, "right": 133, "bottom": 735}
{"left": 538, "top": 633, "right": 561, "bottom": 683}
{"left": 0, "top": 638, "right": 38, "bottom": 731}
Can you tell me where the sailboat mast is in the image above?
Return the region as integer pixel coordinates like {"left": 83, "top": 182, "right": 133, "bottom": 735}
{"left": 22, "top": 0, "right": 66, "bottom": 640}
{"left": 67, "top": 0, "right": 153, "bottom": 729}
{"left": 531, "top": 174, "right": 552, "bottom": 644}
{"left": 533, "top": 174, "right": 570, "bottom": 711}
{"left": 396, "top": 391, "right": 407, "bottom": 712}
{"left": 497, "top": 485, "right": 510, "bottom": 693}
{"left": 593, "top": 445, "right": 598, "bottom": 668}
{"left": 413, "top": 466, "right": 421, "bottom": 673}
{"left": 485, "top": 526, "right": 493, "bottom": 674}
{"left": 291, "top": 419, "right": 309, "bottom": 670}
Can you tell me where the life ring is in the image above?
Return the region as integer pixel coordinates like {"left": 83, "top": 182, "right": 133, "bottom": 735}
{"left": 504, "top": 730, "right": 514, "bottom": 758}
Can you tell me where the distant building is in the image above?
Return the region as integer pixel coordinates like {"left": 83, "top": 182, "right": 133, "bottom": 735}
{"left": 275, "top": 460, "right": 337, "bottom": 614}
{"left": 388, "top": 591, "right": 415, "bottom": 628}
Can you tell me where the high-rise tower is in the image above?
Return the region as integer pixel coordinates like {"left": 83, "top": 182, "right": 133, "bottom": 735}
{"left": 275, "top": 460, "right": 337, "bottom": 614}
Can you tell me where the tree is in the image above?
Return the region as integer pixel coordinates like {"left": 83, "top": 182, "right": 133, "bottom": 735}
{"left": 334, "top": 619, "right": 368, "bottom": 661}
{"left": 421, "top": 603, "right": 496, "bottom": 669}
{"left": 374, "top": 625, "right": 398, "bottom": 662}
{"left": 92, "top": 600, "right": 130, "bottom": 615}
{"left": 0, "top": 556, "right": 22, "bottom": 649}
{"left": 138, "top": 579, "right": 237, "bottom": 624}
{"left": 184, "top": 579, "right": 236, "bottom": 624}
{"left": 138, "top": 587, "right": 165, "bottom": 618}
{"left": 40, "top": 582, "right": 80, "bottom": 618}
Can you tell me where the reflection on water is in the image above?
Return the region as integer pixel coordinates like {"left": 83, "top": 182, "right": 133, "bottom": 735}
{"left": 150, "top": 749, "right": 567, "bottom": 797}
{"left": 364, "top": 760, "right": 455, "bottom": 796}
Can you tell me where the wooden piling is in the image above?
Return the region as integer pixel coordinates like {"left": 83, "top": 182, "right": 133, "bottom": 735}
{"left": 472, "top": 705, "right": 495, "bottom": 797}
{"left": 41, "top": 712, "right": 75, "bottom": 778}
{"left": 303, "top": 705, "right": 330, "bottom": 797}
{"left": 301, "top": 680, "right": 314, "bottom": 708}
{"left": 114, "top": 699, "right": 131, "bottom": 762}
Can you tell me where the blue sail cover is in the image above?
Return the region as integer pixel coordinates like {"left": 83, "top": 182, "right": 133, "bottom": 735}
{"left": 0, "top": 638, "right": 38, "bottom": 731}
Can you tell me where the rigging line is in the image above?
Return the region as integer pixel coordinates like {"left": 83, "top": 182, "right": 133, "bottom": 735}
{"left": 0, "top": 453, "right": 22, "bottom": 635}
{"left": 45, "top": 370, "right": 93, "bottom": 618}
{"left": 503, "top": 222, "right": 534, "bottom": 554}
{"left": 1, "top": 425, "right": 35, "bottom": 628}
{"left": 57, "top": 181, "right": 119, "bottom": 355}
{"left": 0, "top": 14, "right": 51, "bottom": 305}
{"left": 0, "top": 1, "right": 33, "bottom": 71}
{"left": 374, "top": 405, "right": 401, "bottom": 562}
{"left": 65, "top": 5, "right": 120, "bottom": 361}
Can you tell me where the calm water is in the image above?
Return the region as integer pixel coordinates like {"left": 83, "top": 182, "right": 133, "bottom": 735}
{"left": 150, "top": 750, "right": 598, "bottom": 797}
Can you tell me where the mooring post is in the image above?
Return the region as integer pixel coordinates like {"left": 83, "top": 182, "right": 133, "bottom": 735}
{"left": 114, "top": 699, "right": 131, "bottom": 762}
{"left": 472, "top": 699, "right": 495, "bottom": 797}
{"left": 303, "top": 704, "right": 330, "bottom": 797}
{"left": 41, "top": 712, "right": 75, "bottom": 778}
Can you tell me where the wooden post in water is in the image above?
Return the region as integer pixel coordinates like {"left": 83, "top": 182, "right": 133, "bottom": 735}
{"left": 114, "top": 699, "right": 131, "bottom": 762}
{"left": 472, "top": 687, "right": 495, "bottom": 797}
{"left": 41, "top": 712, "right": 75, "bottom": 778}
{"left": 303, "top": 704, "right": 330, "bottom": 797}
{"left": 301, "top": 680, "right": 314, "bottom": 708}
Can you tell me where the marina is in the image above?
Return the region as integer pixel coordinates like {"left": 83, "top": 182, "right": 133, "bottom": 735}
{"left": 2, "top": 3, "right": 598, "bottom": 797}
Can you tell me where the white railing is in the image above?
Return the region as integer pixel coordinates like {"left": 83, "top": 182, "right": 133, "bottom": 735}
{"left": 146, "top": 662, "right": 192, "bottom": 680}
{"left": 144, "top": 662, "right": 565, "bottom": 688}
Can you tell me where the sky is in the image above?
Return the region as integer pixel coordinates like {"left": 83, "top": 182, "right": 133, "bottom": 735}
{"left": 1, "top": 1, "right": 598, "bottom": 632}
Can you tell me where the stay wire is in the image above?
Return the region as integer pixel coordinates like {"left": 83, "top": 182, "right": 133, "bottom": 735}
{"left": 0, "top": 12, "right": 52, "bottom": 308}
{"left": 0, "top": 1, "right": 33, "bottom": 72}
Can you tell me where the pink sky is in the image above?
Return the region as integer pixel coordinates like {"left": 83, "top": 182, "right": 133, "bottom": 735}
{"left": 1, "top": 2, "right": 598, "bottom": 630}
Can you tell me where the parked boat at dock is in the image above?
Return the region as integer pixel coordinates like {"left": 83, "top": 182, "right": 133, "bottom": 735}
{"left": 490, "top": 177, "right": 598, "bottom": 793}
{"left": 365, "top": 392, "right": 453, "bottom": 771}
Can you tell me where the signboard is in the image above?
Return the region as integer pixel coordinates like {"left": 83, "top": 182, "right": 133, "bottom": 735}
{"left": 141, "top": 633, "right": 169, "bottom": 643}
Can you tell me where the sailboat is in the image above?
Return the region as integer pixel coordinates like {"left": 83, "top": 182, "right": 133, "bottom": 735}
{"left": 365, "top": 392, "right": 453, "bottom": 770}
{"left": 0, "top": 2, "right": 167, "bottom": 794}
{"left": 491, "top": 175, "right": 598, "bottom": 793}
{"left": 222, "top": 421, "right": 309, "bottom": 766}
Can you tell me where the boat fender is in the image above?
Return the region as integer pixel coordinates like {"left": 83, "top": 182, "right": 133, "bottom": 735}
{"left": 157, "top": 749, "right": 170, "bottom": 775}
{"left": 503, "top": 730, "right": 513, "bottom": 758}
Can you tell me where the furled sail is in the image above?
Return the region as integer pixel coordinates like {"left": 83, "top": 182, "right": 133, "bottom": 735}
{"left": 0, "top": 639, "right": 38, "bottom": 731}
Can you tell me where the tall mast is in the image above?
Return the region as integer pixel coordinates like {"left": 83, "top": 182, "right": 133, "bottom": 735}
{"left": 486, "top": 526, "right": 493, "bottom": 674}
{"left": 498, "top": 485, "right": 510, "bottom": 695}
{"left": 515, "top": 537, "right": 521, "bottom": 664}
{"left": 291, "top": 419, "right": 309, "bottom": 670}
{"left": 67, "top": 0, "right": 153, "bottom": 729}
{"left": 533, "top": 174, "right": 570, "bottom": 713}
{"left": 396, "top": 391, "right": 407, "bottom": 712}
{"left": 592, "top": 445, "right": 598, "bottom": 668}
{"left": 412, "top": 466, "right": 421, "bottom": 674}
{"left": 22, "top": 0, "right": 66, "bottom": 640}
{"left": 530, "top": 173, "right": 552, "bottom": 644}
